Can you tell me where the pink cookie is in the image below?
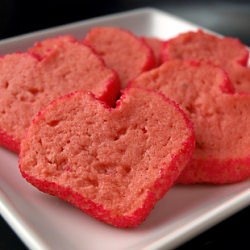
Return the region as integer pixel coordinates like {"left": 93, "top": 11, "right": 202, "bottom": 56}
{"left": 0, "top": 41, "right": 119, "bottom": 153}
{"left": 161, "top": 30, "right": 250, "bottom": 93}
{"left": 162, "top": 30, "right": 249, "bottom": 66}
{"left": 83, "top": 27, "right": 155, "bottom": 88}
{"left": 131, "top": 60, "right": 250, "bottom": 184}
{"left": 19, "top": 87, "right": 195, "bottom": 227}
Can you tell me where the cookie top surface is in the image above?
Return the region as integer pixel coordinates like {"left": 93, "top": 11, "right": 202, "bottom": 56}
{"left": 20, "top": 87, "right": 194, "bottom": 226}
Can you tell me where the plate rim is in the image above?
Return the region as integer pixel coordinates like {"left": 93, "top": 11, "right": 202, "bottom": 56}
{"left": 0, "top": 7, "right": 157, "bottom": 45}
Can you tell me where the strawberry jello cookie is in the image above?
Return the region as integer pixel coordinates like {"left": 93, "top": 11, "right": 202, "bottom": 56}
{"left": 161, "top": 30, "right": 249, "bottom": 67}
{"left": 131, "top": 60, "right": 250, "bottom": 184}
{"left": 0, "top": 40, "right": 119, "bottom": 153}
{"left": 84, "top": 27, "right": 155, "bottom": 88}
{"left": 19, "top": 87, "right": 195, "bottom": 227}
{"left": 161, "top": 30, "right": 250, "bottom": 93}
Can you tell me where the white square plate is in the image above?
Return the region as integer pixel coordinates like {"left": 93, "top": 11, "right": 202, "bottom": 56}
{"left": 0, "top": 8, "right": 250, "bottom": 250}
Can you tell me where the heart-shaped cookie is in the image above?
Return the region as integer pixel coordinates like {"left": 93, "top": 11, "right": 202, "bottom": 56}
{"left": 19, "top": 87, "right": 194, "bottom": 227}
{"left": 162, "top": 30, "right": 249, "bottom": 67}
{"left": 161, "top": 30, "right": 250, "bottom": 93}
{"left": 0, "top": 40, "right": 119, "bottom": 152}
{"left": 131, "top": 60, "right": 250, "bottom": 184}
{"left": 83, "top": 27, "right": 155, "bottom": 88}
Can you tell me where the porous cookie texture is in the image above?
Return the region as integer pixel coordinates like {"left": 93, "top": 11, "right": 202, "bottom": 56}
{"left": 19, "top": 87, "right": 195, "bottom": 227}
{"left": 83, "top": 27, "right": 155, "bottom": 88}
{"left": 131, "top": 60, "right": 250, "bottom": 184}
{"left": 161, "top": 30, "right": 250, "bottom": 93}
{"left": 225, "top": 63, "right": 250, "bottom": 94}
{"left": 0, "top": 41, "right": 119, "bottom": 152}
